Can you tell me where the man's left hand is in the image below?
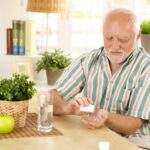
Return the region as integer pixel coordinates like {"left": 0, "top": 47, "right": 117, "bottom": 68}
{"left": 81, "top": 109, "right": 108, "bottom": 129}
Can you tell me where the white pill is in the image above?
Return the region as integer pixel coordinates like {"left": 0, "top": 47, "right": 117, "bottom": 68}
{"left": 80, "top": 105, "right": 95, "bottom": 112}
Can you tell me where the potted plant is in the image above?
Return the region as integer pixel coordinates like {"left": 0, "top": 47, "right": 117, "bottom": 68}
{"left": 0, "top": 73, "right": 36, "bottom": 128}
{"left": 36, "top": 49, "right": 71, "bottom": 85}
{"left": 140, "top": 20, "right": 150, "bottom": 53}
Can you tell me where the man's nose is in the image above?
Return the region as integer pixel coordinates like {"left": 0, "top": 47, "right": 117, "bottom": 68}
{"left": 112, "top": 39, "right": 120, "bottom": 49}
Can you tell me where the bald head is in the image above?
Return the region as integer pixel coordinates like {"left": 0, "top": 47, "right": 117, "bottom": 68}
{"left": 103, "top": 8, "right": 139, "bottom": 33}
{"left": 103, "top": 9, "right": 140, "bottom": 64}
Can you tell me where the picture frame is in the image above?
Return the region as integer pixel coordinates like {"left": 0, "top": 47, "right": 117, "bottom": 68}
{"left": 13, "top": 58, "right": 34, "bottom": 80}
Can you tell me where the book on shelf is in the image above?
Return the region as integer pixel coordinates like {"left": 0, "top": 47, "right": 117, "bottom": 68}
{"left": 12, "top": 20, "right": 19, "bottom": 55}
{"left": 6, "top": 28, "right": 13, "bottom": 54}
{"left": 10, "top": 19, "right": 36, "bottom": 56}
{"left": 18, "top": 20, "right": 25, "bottom": 55}
{"left": 25, "top": 20, "right": 36, "bottom": 56}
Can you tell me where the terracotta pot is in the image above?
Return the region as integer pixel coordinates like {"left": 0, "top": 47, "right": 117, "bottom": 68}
{"left": 141, "top": 34, "right": 150, "bottom": 53}
{"left": 46, "top": 69, "right": 64, "bottom": 85}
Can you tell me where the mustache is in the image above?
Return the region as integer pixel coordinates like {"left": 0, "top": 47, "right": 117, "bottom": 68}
{"left": 108, "top": 48, "right": 124, "bottom": 53}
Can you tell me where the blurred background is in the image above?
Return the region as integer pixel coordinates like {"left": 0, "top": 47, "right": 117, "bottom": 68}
{"left": 0, "top": 0, "right": 150, "bottom": 83}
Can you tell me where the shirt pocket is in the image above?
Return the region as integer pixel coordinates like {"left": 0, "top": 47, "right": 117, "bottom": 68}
{"left": 119, "top": 89, "right": 131, "bottom": 111}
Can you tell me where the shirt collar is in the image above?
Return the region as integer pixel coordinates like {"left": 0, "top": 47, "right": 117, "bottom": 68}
{"left": 125, "top": 45, "right": 140, "bottom": 63}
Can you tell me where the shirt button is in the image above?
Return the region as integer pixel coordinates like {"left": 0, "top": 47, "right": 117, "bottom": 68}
{"left": 106, "top": 98, "right": 109, "bottom": 101}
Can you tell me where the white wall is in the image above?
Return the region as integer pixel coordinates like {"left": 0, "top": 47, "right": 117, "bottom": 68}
{"left": 0, "top": 0, "right": 47, "bottom": 84}
{"left": 0, "top": 55, "right": 47, "bottom": 84}
{"left": 0, "top": 0, "right": 28, "bottom": 53}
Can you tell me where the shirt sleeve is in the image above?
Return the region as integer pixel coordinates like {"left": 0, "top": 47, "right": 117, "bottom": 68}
{"left": 127, "top": 72, "right": 150, "bottom": 120}
{"left": 53, "top": 55, "right": 86, "bottom": 101}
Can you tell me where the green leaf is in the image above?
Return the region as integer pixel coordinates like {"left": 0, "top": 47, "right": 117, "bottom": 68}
{"left": 0, "top": 73, "right": 36, "bottom": 101}
{"left": 36, "top": 49, "right": 72, "bottom": 72}
{"left": 140, "top": 20, "right": 150, "bottom": 34}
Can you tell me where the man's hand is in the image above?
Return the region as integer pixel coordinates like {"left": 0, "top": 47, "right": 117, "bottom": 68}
{"left": 81, "top": 109, "right": 144, "bottom": 135}
{"left": 81, "top": 110, "right": 108, "bottom": 129}
{"left": 66, "top": 97, "right": 93, "bottom": 115}
{"left": 52, "top": 90, "right": 93, "bottom": 115}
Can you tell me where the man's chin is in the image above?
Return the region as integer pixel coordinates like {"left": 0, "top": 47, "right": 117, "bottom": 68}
{"left": 108, "top": 56, "right": 125, "bottom": 64}
{"left": 110, "top": 60, "right": 123, "bottom": 64}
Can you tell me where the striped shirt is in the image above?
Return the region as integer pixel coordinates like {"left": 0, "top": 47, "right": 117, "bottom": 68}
{"left": 54, "top": 46, "right": 150, "bottom": 136}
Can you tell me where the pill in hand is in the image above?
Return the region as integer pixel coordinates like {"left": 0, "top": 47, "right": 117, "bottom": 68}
{"left": 80, "top": 105, "right": 95, "bottom": 112}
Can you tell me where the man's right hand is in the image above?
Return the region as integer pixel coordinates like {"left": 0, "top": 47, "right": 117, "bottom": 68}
{"left": 66, "top": 97, "right": 93, "bottom": 115}
{"left": 52, "top": 90, "right": 93, "bottom": 115}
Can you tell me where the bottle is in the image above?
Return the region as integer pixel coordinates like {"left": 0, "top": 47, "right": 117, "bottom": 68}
{"left": 99, "top": 141, "right": 109, "bottom": 150}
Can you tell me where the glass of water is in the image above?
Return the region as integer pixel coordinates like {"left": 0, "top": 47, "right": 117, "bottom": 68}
{"left": 37, "top": 91, "right": 53, "bottom": 132}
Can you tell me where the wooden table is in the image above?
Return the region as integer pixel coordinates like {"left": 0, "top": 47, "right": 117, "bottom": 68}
{"left": 0, "top": 114, "right": 142, "bottom": 150}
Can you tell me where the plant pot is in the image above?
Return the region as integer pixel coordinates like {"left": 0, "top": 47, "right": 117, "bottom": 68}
{"left": 46, "top": 69, "right": 64, "bottom": 85}
{"left": 141, "top": 34, "right": 150, "bottom": 53}
{"left": 0, "top": 100, "right": 29, "bottom": 128}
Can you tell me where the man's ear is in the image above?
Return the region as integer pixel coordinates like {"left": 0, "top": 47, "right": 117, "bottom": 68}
{"left": 136, "top": 31, "right": 141, "bottom": 41}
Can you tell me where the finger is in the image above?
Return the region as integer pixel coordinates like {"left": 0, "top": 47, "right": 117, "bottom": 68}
{"left": 77, "top": 97, "right": 92, "bottom": 106}
{"left": 80, "top": 97, "right": 91, "bottom": 106}
{"left": 75, "top": 97, "right": 86, "bottom": 106}
{"left": 67, "top": 101, "right": 80, "bottom": 114}
{"left": 89, "top": 116, "right": 98, "bottom": 122}
{"left": 88, "top": 112, "right": 106, "bottom": 127}
{"left": 101, "top": 111, "right": 108, "bottom": 120}
{"left": 76, "top": 110, "right": 88, "bottom": 116}
{"left": 96, "top": 110, "right": 108, "bottom": 122}
{"left": 81, "top": 119, "right": 95, "bottom": 129}
{"left": 71, "top": 100, "right": 80, "bottom": 108}
{"left": 82, "top": 97, "right": 93, "bottom": 106}
{"left": 87, "top": 98, "right": 93, "bottom": 104}
{"left": 88, "top": 119, "right": 104, "bottom": 128}
{"left": 68, "top": 100, "right": 89, "bottom": 115}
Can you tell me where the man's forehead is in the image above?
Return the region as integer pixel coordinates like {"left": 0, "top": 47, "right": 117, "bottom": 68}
{"left": 103, "top": 20, "right": 135, "bottom": 37}
{"left": 104, "top": 31, "right": 131, "bottom": 38}
{"left": 104, "top": 19, "right": 131, "bottom": 30}
{"left": 105, "top": 13, "right": 131, "bottom": 26}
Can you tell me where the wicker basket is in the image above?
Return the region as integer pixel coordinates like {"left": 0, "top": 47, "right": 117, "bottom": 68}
{"left": 0, "top": 100, "right": 29, "bottom": 128}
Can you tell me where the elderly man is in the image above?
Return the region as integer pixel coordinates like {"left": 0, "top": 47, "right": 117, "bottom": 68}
{"left": 52, "top": 8, "right": 150, "bottom": 149}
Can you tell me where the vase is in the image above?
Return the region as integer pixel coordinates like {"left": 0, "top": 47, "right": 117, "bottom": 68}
{"left": 141, "top": 34, "right": 150, "bottom": 53}
{"left": 46, "top": 69, "right": 64, "bottom": 85}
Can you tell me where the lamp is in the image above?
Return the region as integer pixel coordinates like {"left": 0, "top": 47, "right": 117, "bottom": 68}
{"left": 26, "top": 0, "right": 68, "bottom": 51}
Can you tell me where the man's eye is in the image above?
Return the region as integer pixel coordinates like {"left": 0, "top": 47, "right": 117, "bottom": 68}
{"left": 106, "top": 37, "right": 113, "bottom": 40}
{"left": 119, "top": 39, "right": 129, "bottom": 43}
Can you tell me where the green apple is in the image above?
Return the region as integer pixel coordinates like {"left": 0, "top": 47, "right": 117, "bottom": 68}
{"left": 0, "top": 115, "right": 15, "bottom": 133}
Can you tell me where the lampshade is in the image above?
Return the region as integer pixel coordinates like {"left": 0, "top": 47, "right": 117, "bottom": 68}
{"left": 27, "top": 0, "right": 68, "bottom": 13}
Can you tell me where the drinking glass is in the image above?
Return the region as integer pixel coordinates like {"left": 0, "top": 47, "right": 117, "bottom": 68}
{"left": 37, "top": 91, "right": 53, "bottom": 132}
